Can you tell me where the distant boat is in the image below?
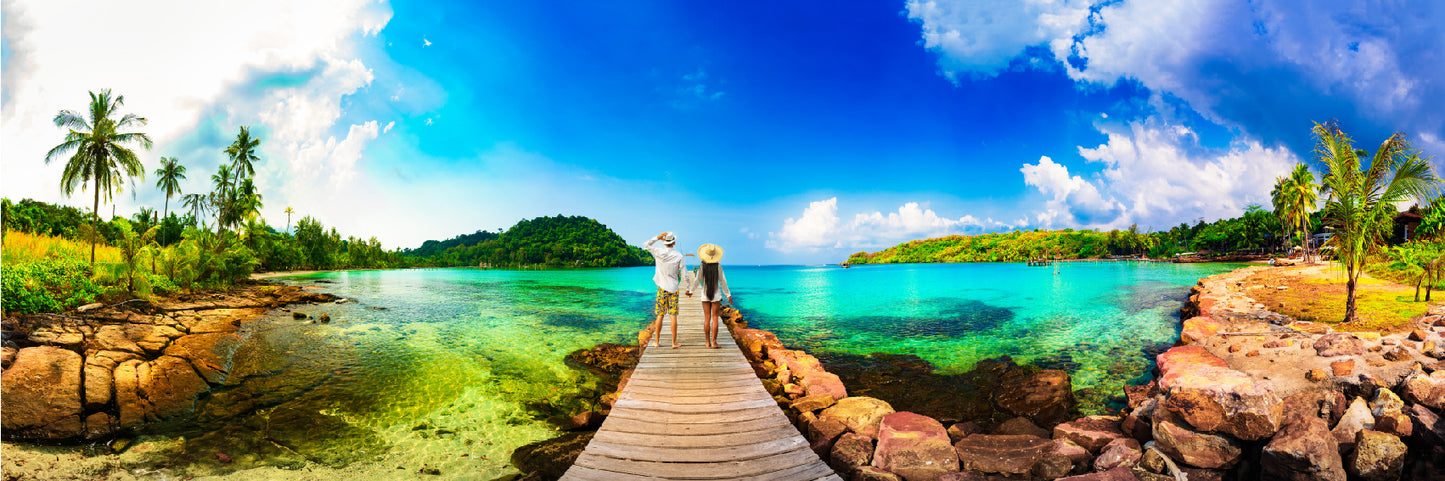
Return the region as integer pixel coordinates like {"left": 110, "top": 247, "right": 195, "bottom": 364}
{"left": 840, "top": 262, "right": 850, "bottom": 269}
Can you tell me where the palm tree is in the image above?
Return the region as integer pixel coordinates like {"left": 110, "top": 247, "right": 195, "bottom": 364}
{"left": 183, "top": 193, "right": 210, "bottom": 229}
{"left": 44, "top": 89, "right": 153, "bottom": 265}
{"left": 284, "top": 206, "right": 295, "bottom": 235}
{"left": 1271, "top": 164, "right": 1319, "bottom": 261}
{"left": 211, "top": 164, "right": 235, "bottom": 231}
{"left": 224, "top": 126, "right": 260, "bottom": 181}
{"left": 1315, "top": 120, "right": 1441, "bottom": 322}
{"left": 154, "top": 156, "right": 186, "bottom": 244}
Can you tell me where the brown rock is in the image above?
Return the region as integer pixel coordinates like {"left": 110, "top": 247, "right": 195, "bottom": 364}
{"left": 1306, "top": 369, "right": 1329, "bottom": 382}
{"left": 1033, "top": 453, "right": 1075, "bottom": 479}
{"left": 163, "top": 332, "right": 242, "bottom": 385}
{"left": 1383, "top": 346, "right": 1411, "bottom": 362}
{"left": 953, "top": 434, "right": 1051, "bottom": 475}
{"left": 1331, "top": 397, "right": 1374, "bottom": 447}
{"left": 82, "top": 412, "right": 114, "bottom": 439}
{"left": 993, "top": 369, "right": 1074, "bottom": 427}
{"left": 1119, "top": 414, "right": 1151, "bottom": 442}
{"left": 792, "top": 394, "right": 837, "bottom": 413}
{"left": 1228, "top": 344, "right": 1242, "bottom": 353}
{"left": 125, "top": 323, "right": 185, "bottom": 353}
{"left": 1314, "top": 333, "right": 1364, "bottom": 357}
{"left": 783, "top": 383, "right": 806, "bottom": 397}
{"left": 564, "top": 411, "right": 604, "bottom": 431}
{"left": 872, "top": 412, "right": 959, "bottom": 481}
{"left": 1407, "top": 403, "right": 1444, "bottom": 447}
{"left": 772, "top": 349, "right": 824, "bottom": 379}
{"left": 1330, "top": 359, "right": 1355, "bottom": 377}
{"left": 138, "top": 355, "right": 210, "bottom": 421}
{"left": 946, "top": 421, "right": 980, "bottom": 443}
{"left": 852, "top": 466, "right": 904, "bottom": 481}
{"left": 1245, "top": 350, "right": 1260, "bottom": 357}
{"left": 1399, "top": 369, "right": 1445, "bottom": 409}
{"left": 803, "top": 371, "right": 848, "bottom": 401}
{"left": 734, "top": 329, "right": 784, "bottom": 363}
{"left": 113, "top": 359, "right": 145, "bottom": 428}
{"left": 1347, "top": 430, "right": 1406, "bottom": 481}
{"left": 992, "top": 416, "right": 1050, "bottom": 438}
{"left": 0, "top": 346, "right": 84, "bottom": 439}
{"left": 1411, "top": 329, "right": 1430, "bottom": 341}
{"left": 94, "top": 325, "right": 145, "bottom": 354}
{"left": 1151, "top": 416, "right": 1241, "bottom": 469}
{"left": 1092, "top": 438, "right": 1141, "bottom": 471}
{"left": 831, "top": 432, "right": 875, "bottom": 475}
{"left": 1123, "top": 381, "right": 1158, "bottom": 410}
{"left": 1052, "top": 438, "right": 1092, "bottom": 470}
{"left": 820, "top": 396, "right": 895, "bottom": 438}
{"left": 1260, "top": 414, "right": 1345, "bottom": 481}
{"left": 1179, "top": 316, "right": 1220, "bottom": 344}
{"left": 1156, "top": 346, "right": 1282, "bottom": 441}
{"left": 1055, "top": 467, "right": 1140, "bottom": 480}
{"left": 0, "top": 346, "right": 15, "bottom": 369}
{"left": 808, "top": 418, "right": 849, "bottom": 458}
{"left": 1053, "top": 415, "right": 1125, "bottom": 453}
{"left": 1375, "top": 412, "right": 1413, "bottom": 438}
{"left": 762, "top": 378, "right": 783, "bottom": 396}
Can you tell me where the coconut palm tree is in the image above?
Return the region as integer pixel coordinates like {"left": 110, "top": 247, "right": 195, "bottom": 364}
{"left": 224, "top": 126, "right": 260, "bottom": 181}
{"left": 44, "top": 89, "right": 153, "bottom": 265}
{"left": 1314, "top": 120, "right": 1441, "bottom": 322}
{"left": 1271, "top": 164, "right": 1319, "bottom": 261}
{"left": 284, "top": 206, "right": 295, "bottom": 235}
{"left": 154, "top": 156, "right": 186, "bottom": 244}
{"left": 211, "top": 164, "right": 235, "bottom": 231}
{"left": 183, "top": 193, "right": 210, "bottom": 229}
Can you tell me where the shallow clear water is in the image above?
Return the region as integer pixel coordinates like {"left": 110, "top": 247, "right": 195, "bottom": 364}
{"left": 93, "top": 262, "right": 1238, "bottom": 479}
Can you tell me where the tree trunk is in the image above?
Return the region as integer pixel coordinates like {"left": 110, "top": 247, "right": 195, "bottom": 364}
{"left": 1416, "top": 277, "right": 1423, "bottom": 302}
{"left": 1344, "top": 272, "right": 1359, "bottom": 323}
{"left": 91, "top": 183, "right": 99, "bottom": 266}
{"left": 162, "top": 197, "right": 170, "bottom": 245}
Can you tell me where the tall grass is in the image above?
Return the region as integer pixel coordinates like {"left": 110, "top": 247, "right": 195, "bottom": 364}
{"left": 3, "top": 230, "right": 122, "bottom": 265}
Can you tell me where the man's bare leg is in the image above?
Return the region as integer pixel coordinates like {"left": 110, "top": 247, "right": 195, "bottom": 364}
{"left": 649, "top": 314, "right": 663, "bottom": 347}
{"left": 670, "top": 313, "right": 681, "bottom": 348}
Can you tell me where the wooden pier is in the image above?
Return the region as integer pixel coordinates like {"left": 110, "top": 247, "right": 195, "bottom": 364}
{"left": 560, "top": 293, "right": 842, "bottom": 480}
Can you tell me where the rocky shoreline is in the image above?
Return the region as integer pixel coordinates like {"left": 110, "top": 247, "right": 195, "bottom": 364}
{"left": 516, "top": 266, "right": 1445, "bottom": 481}
{"left": 1, "top": 283, "right": 341, "bottom": 443}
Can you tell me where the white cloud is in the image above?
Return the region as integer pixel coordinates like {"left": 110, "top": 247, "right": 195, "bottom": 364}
{"left": 423, "top": 37, "right": 432, "bottom": 47}
{"left": 904, "top": 0, "right": 1092, "bottom": 80}
{"left": 1, "top": 0, "right": 392, "bottom": 225}
{"left": 382, "top": 121, "right": 395, "bottom": 134}
{"left": 767, "top": 197, "right": 988, "bottom": 253}
{"left": 1022, "top": 121, "right": 1298, "bottom": 230}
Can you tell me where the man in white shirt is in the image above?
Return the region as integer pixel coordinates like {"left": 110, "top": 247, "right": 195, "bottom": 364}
{"left": 644, "top": 232, "right": 687, "bottom": 348}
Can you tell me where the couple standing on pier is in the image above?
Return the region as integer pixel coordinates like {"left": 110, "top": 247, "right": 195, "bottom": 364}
{"left": 643, "top": 232, "right": 732, "bottom": 349}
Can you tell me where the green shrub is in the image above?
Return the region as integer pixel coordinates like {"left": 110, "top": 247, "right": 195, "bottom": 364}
{"left": 1, "top": 257, "right": 107, "bottom": 314}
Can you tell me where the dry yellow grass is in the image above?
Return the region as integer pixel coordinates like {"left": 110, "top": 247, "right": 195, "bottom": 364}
{"left": 2, "top": 230, "right": 122, "bottom": 265}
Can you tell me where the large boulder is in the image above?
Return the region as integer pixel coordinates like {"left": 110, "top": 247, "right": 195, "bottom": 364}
{"left": 820, "top": 396, "right": 895, "bottom": 438}
{"left": 808, "top": 418, "right": 849, "bottom": 458}
{"left": 993, "top": 416, "right": 1051, "bottom": 439}
{"left": 1400, "top": 369, "right": 1445, "bottom": 409}
{"left": 1410, "top": 403, "right": 1445, "bottom": 450}
{"left": 1314, "top": 333, "right": 1364, "bottom": 357}
{"left": 802, "top": 371, "right": 848, "bottom": 401}
{"left": 1260, "top": 414, "right": 1345, "bottom": 481}
{"left": 993, "top": 369, "right": 1074, "bottom": 427}
{"left": 1331, "top": 397, "right": 1375, "bottom": 447}
{"left": 1092, "top": 438, "right": 1141, "bottom": 472}
{"left": 773, "top": 349, "right": 824, "bottom": 379}
{"left": 1179, "top": 316, "right": 1221, "bottom": 344}
{"left": 830, "top": 432, "right": 875, "bottom": 475}
{"left": 953, "top": 434, "right": 1051, "bottom": 476}
{"left": 115, "top": 355, "right": 211, "bottom": 427}
{"left": 734, "top": 329, "right": 784, "bottom": 363}
{"left": 83, "top": 350, "right": 138, "bottom": 410}
{"left": 1156, "top": 346, "right": 1282, "bottom": 440}
{"left": 1347, "top": 430, "right": 1407, "bottom": 481}
{"left": 1151, "top": 411, "right": 1241, "bottom": 469}
{"left": 0, "top": 346, "right": 84, "bottom": 439}
{"left": 872, "top": 412, "right": 959, "bottom": 481}
{"left": 1053, "top": 415, "right": 1125, "bottom": 453}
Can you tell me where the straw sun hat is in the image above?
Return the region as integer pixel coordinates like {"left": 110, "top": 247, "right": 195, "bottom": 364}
{"left": 697, "top": 244, "right": 724, "bottom": 263}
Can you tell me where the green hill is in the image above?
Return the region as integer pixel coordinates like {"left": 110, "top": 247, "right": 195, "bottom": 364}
{"left": 407, "top": 215, "right": 652, "bottom": 268}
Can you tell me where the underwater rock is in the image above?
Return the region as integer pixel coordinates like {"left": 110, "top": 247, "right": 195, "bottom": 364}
{"left": 164, "top": 332, "right": 243, "bottom": 385}
{"left": 511, "top": 431, "right": 594, "bottom": 480}
{"left": 992, "top": 416, "right": 1050, "bottom": 439}
{"left": 0, "top": 346, "right": 84, "bottom": 439}
{"left": 993, "top": 369, "right": 1075, "bottom": 428}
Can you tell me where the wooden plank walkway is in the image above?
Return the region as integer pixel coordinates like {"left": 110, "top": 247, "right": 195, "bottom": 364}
{"left": 561, "top": 292, "right": 842, "bottom": 481}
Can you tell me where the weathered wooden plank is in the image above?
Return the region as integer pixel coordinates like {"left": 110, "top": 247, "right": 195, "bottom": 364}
{"left": 622, "top": 378, "right": 761, "bottom": 389}
{"left": 621, "top": 384, "right": 762, "bottom": 397}
{"left": 603, "top": 406, "right": 781, "bottom": 425}
{"left": 583, "top": 435, "right": 808, "bottom": 463}
{"left": 618, "top": 390, "right": 776, "bottom": 405}
{"left": 572, "top": 446, "right": 820, "bottom": 478}
{"left": 597, "top": 412, "right": 790, "bottom": 435}
{"left": 592, "top": 423, "right": 803, "bottom": 448}
{"left": 613, "top": 397, "right": 776, "bottom": 413}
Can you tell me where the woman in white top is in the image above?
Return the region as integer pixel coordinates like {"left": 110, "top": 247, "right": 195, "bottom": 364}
{"left": 686, "top": 243, "right": 732, "bottom": 349}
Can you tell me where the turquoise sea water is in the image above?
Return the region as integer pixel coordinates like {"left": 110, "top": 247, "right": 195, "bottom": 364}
{"left": 91, "top": 262, "right": 1239, "bottom": 479}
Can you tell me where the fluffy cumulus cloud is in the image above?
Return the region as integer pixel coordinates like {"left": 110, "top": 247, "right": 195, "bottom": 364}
{"left": 1022, "top": 121, "right": 1298, "bottom": 230}
{"left": 906, "top": 0, "right": 1445, "bottom": 152}
{"left": 767, "top": 198, "right": 991, "bottom": 253}
{"left": 1, "top": 0, "right": 393, "bottom": 231}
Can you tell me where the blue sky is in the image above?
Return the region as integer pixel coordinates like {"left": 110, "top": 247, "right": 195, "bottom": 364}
{"left": 3, "top": 1, "right": 1443, "bottom": 264}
